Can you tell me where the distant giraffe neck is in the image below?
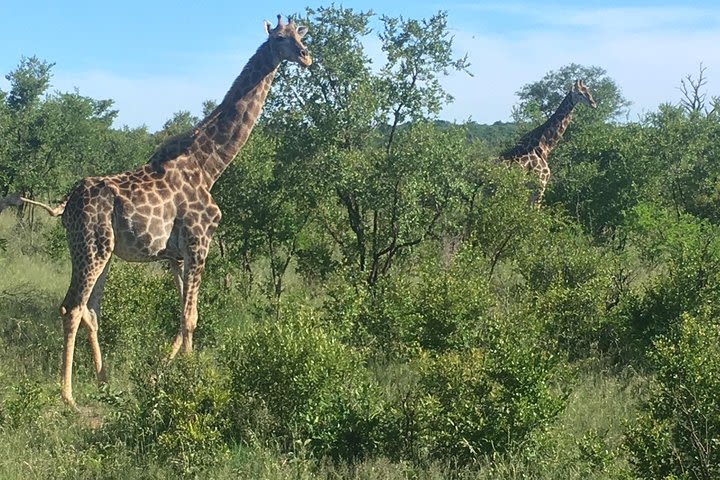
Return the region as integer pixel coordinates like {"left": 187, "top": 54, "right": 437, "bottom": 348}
{"left": 535, "top": 93, "right": 576, "bottom": 157}
{"left": 501, "top": 92, "right": 578, "bottom": 164}
{"left": 192, "top": 42, "right": 280, "bottom": 188}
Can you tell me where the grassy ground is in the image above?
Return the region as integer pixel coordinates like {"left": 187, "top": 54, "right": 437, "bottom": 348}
{"left": 0, "top": 211, "right": 644, "bottom": 479}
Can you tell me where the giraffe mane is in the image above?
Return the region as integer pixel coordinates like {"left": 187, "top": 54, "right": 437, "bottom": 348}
{"left": 147, "top": 130, "right": 196, "bottom": 171}
{"left": 501, "top": 121, "right": 549, "bottom": 158}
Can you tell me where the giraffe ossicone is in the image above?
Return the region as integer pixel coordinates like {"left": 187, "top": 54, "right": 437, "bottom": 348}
{"left": 12, "top": 15, "right": 311, "bottom": 408}
{"left": 500, "top": 79, "right": 596, "bottom": 206}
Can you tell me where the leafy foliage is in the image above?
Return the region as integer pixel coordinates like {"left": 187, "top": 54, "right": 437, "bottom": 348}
{"left": 5, "top": 6, "right": 720, "bottom": 479}
{"left": 224, "top": 307, "right": 385, "bottom": 460}
{"left": 261, "top": 6, "right": 470, "bottom": 286}
{"left": 101, "top": 263, "right": 178, "bottom": 362}
{"left": 101, "top": 352, "right": 232, "bottom": 476}
{"left": 621, "top": 204, "right": 720, "bottom": 347}
{"left": 416, "top": 344, "right": 563, "bottom": 465}
{"left": 626, "top": 312, "right": 720, "bottom": 479}
{"left": 0, "top": 378, "right": 51, "bottom": 431}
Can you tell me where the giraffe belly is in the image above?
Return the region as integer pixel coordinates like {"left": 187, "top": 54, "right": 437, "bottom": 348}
{"left": 112, "top": 215, "right": 180, "bottom": 262}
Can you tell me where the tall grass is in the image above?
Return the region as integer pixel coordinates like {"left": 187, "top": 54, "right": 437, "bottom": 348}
{"left": 0, "top": 210, "right": 644, "bottom": 479}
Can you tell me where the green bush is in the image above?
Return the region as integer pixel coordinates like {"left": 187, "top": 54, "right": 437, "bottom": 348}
{"left": 100, "top": 352, "right": 231, "bottom": 476}
{"left": 517, "top": 217, "right": 619, "bottom": 361}
{"left": 626, "top": 311, "right": 720, "bottom": 479}
{"left": 225, "top": 306, "right": 386, "bottom": 461}
{"left": 324, "top": 275, "right": 419, "bottom": 360}
{"left": 0, "top": 286, "right": 61, "bottom": 374}
{"left": 0, "top": 378, "right": 51, "bottom": 430}
{"left": 101, "top": 262, "right": 177, "bottom": 362}
{"left": 621, "top": 204, "right": 720, "bottom": 350}
{"left": 411, "top": 250, "right": 494, "bottom": 353}
{"left": 325, "top": 249, "right": 495, "bottom": 360}
{"left": 415, "top": 344, "right": 564, "bottom": 465}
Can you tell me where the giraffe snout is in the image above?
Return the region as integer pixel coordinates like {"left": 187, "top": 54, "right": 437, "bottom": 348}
{"left": 298, "top": 48, "right": 312, "bottom": 67}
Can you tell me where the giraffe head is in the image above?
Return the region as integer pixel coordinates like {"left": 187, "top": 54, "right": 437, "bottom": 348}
{"left": 264, "top": 15, "right": 312, "bottom": 67}
{"left": 571, "top": 80, "right": 597, "bottom": 108}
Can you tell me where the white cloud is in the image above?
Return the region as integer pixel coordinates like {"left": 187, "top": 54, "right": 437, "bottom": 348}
{"left": 49, "top": 46, "right": 255, "bottom": 132}
{"left": 51, "top": 70, "right": 223, "bottom": 131}
{"left": 438, "top": 5, "right": 720, "bottom": 123}
{"left": 5, "top": 3, "right": 720, "bottom": 130}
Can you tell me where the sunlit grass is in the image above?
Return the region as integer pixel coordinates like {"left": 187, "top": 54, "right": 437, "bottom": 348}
{"left": 0, "top": 210, "right": 644, "bottom": 480}
{"left": 0, "top": 211, "right": 68, "bottom": 295}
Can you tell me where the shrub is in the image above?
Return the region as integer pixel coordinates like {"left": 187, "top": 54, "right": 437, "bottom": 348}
{"left": 100, "top": 352, "right": 231, "bottom": 476}
{"left": 101, "top": 262, "right": 177, "bottom": 362}
{"left": 517, "top": 217, "right": 619, "bottom": 361}
{"left": 411, "top": 250, "right": 494, "bottom": 353}
{"left": 626, "top": 311, "right": 720, "bottom": 479}
{"left": 412, "top": 340, "right": 564, "bottom": 465}
{"left": 324, "top": 249, "right": 495, "bottom": 360}
{"left": 622, "top": 204, "right": 720, "bottom": 345}
{"left": 0, "top": 378, "right": 51, "bottom": 430}
{"left": 224, "top": 306, "right": 386, "bottom": 461}
{"left": 324, "top": 275, "right": 419, "bottom": 360}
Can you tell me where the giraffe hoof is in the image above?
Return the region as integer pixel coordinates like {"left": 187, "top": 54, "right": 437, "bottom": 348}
{"left": 62, "top": 396, "right": 80, "bottom": 412}
{"left": 97, "top": 368, "right": 108, "bottom": 386}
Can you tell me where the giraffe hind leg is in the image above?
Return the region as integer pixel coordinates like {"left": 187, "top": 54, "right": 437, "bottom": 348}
{"left": 60, "top": 212, "right": 114, "bottom": 407}
{"left": 84, "top": 259, "right": 112, "bottom": 386}
{"left": 60, "top": 254, "right": 112, "bottom": 407}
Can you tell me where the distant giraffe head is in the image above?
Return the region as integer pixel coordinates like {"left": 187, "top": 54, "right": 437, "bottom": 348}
{"left": 264, "top": 15, "right": 312, "bottom": 67}
{"left": 570, "top": 79, "right": 597, "bottom": 109}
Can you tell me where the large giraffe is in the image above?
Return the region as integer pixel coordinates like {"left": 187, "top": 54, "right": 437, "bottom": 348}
{"left": 500, "top": 79, "right": 596, "bottom": 205}
{"left": 13, "top": 15, "right": 311, "bottom": 408}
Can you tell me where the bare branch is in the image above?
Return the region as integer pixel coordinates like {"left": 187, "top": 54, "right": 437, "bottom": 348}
{"left": 679, "top": 63, "right": 709, "bottom": 114}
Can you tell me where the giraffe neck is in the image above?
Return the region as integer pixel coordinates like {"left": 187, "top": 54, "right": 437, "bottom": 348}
{"left": 502, "top": 92, "right": 577, "bottom": 162}
{"left": 535, "top": 93, "right": 576, "bottom": 156}
{"left": 191, "top": 42, "right": 280, "bottom": 188}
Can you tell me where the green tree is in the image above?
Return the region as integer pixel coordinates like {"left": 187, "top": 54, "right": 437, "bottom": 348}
{"left": 260, "top": 6, "right": 470, "bottom": 286}
{"left": 214, "top": 129, "right": 313, "bottom": 305}
{"left": 644, "top": 103, "right": 720, "bottom": 222}
{"left": 512, "top": 63, "right": 630, "bottom": 126}
{"left": 154, "top": 110, "right": 199, "bottom": 144}
{"left": 0, "top": 56, "right": 130, "bottom": 202}
{"left": 0, "top": 56, "right": 55, "bottom": 197}
{"left": 4, "top": 55, "right": 53, "bottom": 111}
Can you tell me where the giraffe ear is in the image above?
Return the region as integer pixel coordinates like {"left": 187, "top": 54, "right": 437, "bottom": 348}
{"left": 264, "top": 20, "right": 273, "bottom": 35}
{"left": 296, "top": 25, "right": 308, "bottom": 38}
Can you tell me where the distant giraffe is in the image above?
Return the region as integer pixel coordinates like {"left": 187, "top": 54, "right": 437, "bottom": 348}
{"left": 10, "top": 15, "right": 311, "bottom": 408}
{"left": 501, "top": 79, "right": 596, "bottom": 205}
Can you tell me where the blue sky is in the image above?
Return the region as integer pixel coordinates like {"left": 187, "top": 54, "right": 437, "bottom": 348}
{"left": 3, "top": 1, "right": 720, "bottom": 131}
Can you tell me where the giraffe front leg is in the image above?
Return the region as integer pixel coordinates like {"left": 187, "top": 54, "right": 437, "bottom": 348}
{"left": 182, "top": 284, "right": 200, "bottom": 354}
{"left": 168, "top": 206, "right": 217, "bottom": 360}
{"left": 168, "top": 281, "right": 201, "bottom": 358}
{"left": 169, "top": 259, "right": 205, "bottom": 359}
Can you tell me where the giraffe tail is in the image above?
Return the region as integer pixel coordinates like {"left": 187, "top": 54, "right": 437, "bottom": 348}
{"left": 19, "top": 196, "right": 67, "bottom": 217}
